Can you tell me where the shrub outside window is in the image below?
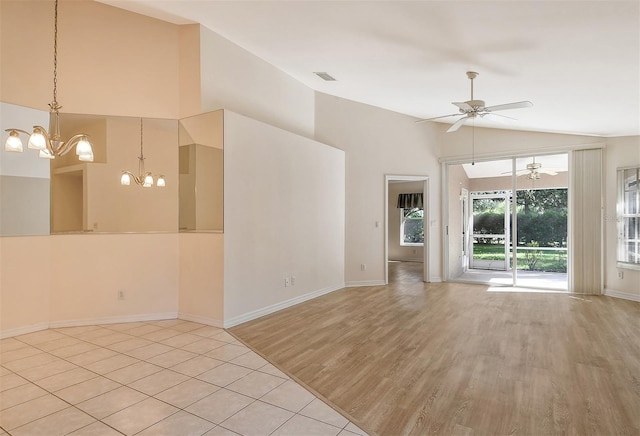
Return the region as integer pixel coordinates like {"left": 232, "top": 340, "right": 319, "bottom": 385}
{"left": 401, "top": 208, "right": 424, "bottom": 246}
{"left": 618, "top": 167, "right": 640, "bottom": 269}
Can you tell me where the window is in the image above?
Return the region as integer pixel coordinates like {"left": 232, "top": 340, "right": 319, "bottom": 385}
{"left": 618, "top": 167, "right": 640, "bottom": 269}
{"left": 401, "top": 208, "right": 424, "bottom": 245}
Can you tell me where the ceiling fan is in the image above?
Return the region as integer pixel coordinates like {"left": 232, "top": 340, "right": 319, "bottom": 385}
{"left": 502, "top": 158, "right": 561, "bottom": 180}
{"left": 417, "top": 71, "right": 533, "bottom": 132}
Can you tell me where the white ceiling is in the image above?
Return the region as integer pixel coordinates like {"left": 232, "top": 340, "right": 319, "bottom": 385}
{"left": 99, "top": 0, "right": 640, "bottom": 137}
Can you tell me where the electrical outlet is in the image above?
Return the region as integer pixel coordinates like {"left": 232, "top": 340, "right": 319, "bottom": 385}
{"left": 291, "top": 276, "right": 296, "bottom": 286}
{"left": 118, "top": 290, "right": 126, "bottom": 300}
{"left": 618, "top": 271, "right": 624, "bottom": 279}
{"left": 361, "top": 263, "right": 366, "bottom": 271}
{"left": 284, "top": 277, "right": 291, "bottom": 287}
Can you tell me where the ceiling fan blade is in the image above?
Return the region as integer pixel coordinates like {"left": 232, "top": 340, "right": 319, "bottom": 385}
{"left": 453, "top": 102, "right": 472, "bottom": 111}
{"left": 415, "top": 113, "right": 463, "bottom": 123}
{"left": 447, "top": 116, "right": 468, "bottom": 132}
{"left": 483, "top": 112, "right": 517, "bottom": 121}
{"left": 500, "top": 169, "right": 529, "bottom": 175}
{"left": 540, "top": 170, "right": 558, "bottom": 176}
{"left": 484, "top": 101, "right": 533, "bottom": 112}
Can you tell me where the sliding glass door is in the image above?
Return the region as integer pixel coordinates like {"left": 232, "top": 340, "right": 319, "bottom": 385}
{"left": 447, "top": 154, "right": 569, "bottom": 290}
{"left": 513, "top": 156, "right": 568, "bottom": 289}
{"left": 470, "top": 191, "right": 510, "bottom": 271}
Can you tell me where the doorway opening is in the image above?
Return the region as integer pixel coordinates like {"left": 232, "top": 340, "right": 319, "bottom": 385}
{"left": 446, "top": 154, "right": 569, "bottom": 290}
{"left": 385, "top": 175, "right": 429, "bottom": 284}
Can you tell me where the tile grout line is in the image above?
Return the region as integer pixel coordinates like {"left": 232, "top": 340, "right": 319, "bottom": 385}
{"left": 3, "top": 320, "right": 361, "bottom": 435}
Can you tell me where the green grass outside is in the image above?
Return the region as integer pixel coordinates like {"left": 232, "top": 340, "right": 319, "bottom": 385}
{"left": 473, "top": 243, "right": 567, "bottom": 272}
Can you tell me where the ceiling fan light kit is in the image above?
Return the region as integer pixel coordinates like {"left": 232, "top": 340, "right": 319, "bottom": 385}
{"left": 417, "top": 71, "right": 533, "bottom": 133}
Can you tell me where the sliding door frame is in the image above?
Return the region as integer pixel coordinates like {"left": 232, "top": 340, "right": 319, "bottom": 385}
{"left": 442, "top": 145, "right": 600, "bottom": 289}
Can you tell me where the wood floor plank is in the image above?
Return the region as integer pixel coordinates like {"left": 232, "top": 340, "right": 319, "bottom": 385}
{"left": 230, "top": 262, "right": 640, "bottom": 435}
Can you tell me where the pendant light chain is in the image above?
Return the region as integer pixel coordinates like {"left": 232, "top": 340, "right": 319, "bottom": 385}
{"left": 52, "top": 0, "right": 59, "bottom": 108}
{"left": 138, "top": 118, "right": 145, "bottom": 177}
{"left": 472, "top": 119, "right": 476, "bottom": 165}
{"left": 2, "top": 0, "right": 94, "bottom": 162}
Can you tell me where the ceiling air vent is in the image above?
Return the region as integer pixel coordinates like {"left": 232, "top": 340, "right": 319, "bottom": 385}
{"left": 314, "top": 72, "right": 336, "bottom": 81}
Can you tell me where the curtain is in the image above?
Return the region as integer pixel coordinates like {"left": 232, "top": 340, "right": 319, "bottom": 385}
{"left": 570, "top": 148, "right": 603, "bottom": 294}
{"left": 397, "top": 193, "right": 423, "bottom": 209}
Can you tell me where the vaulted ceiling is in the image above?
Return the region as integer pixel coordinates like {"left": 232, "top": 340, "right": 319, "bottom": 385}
{"left": 100, "top": 0, "right": 640, "bottom": 137}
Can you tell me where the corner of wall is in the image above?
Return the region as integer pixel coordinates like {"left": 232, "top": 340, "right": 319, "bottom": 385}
{"left": 179, "top": 23, "right": 202, "bottom": 118}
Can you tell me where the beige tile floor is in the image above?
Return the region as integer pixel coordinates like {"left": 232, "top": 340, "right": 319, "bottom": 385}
{"left": 0, "top": 319, "right": 368, "bottom": 436}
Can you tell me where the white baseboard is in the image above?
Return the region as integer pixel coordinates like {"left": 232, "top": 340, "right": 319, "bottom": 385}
{"left": 223, "top": 283, "right": 345, "bottom": 328}
{"left": 0, "top": 322, "right": 50, "bottom": 340}
{"left": 48, "top": 312, "right": 179, "bottom": 329}
{"left": 429, "top": 276, "right": 443, "bottom": 283}
{"left": 1, "top": 313, "right": 179, "bottom": 339}
{"left": 345, "top": 280, "right": 386, "bottom": 287}
{"left": 178, "top": 313, "right": 224, "bottom": 328}
{"left": 604, "top": 288, "right": 640, "bottom": 302}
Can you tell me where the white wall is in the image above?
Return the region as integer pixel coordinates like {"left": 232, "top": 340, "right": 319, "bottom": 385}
{"left": 223, "top": 110, "right": 345, "bottom": 324}
{"left": 0, "top": 236, "right": 51, "bottom": 335}
{"left": 178, "top": 233, "right": 224, "bottom": 326}
{"left": 1, "top": 0, "right": 181, "bottom": 119}
{"left": 604, "top": 136, "right": 640, "bottom": 298}
{"left": 199, "top": 27, "right": 315, "bottom": 139}
{"left": 315, "top": 92, "right": 441, "bottom": 284}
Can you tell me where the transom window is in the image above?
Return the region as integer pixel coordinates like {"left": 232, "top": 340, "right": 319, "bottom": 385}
{"left": 618, "top": 167, "right": 640, "bottom": 269}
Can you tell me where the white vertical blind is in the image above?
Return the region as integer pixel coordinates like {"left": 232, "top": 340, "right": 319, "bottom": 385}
{"left": 570, "top": 148, "right": 603, "bottom": 294}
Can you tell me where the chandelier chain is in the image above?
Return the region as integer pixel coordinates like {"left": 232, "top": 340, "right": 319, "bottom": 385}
{"left": 140, "top": 118, "right": 144, "bottom": 156}
{"left": 3, "top": 0, "right": 93, "bottom": 163}
{"left": 52, "top": 0, "right": 58, "bottom": 105}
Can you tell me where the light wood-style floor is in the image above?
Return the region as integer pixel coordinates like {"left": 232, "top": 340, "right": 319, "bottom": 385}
{"left": 230, "top": 262, "right": 640, "bottom": 436}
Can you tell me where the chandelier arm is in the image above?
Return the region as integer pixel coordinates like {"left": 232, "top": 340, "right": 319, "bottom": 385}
{"left": 32, "top": 126, "right": 55, "bottom": 155}
{"left": 4, "top": 128, "right": 31, "bottom": 136}
{"left": 56, "top": 133, "right": 86, "bottom": 156}
{"left": 121, "top": 170, "right": 145, "bottom": 186}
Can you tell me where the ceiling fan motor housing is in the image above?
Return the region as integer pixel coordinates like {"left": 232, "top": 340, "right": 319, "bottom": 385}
{"left": 463, "top": 100, "right": 486, "bottom": 112}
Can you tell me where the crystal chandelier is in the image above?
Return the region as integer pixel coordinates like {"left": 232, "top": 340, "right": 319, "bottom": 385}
{"left": 3, "top": 0, "right": 94, "bottom": 162}
{"left": 120, "top": 119, "right": 165, "bottom": 188}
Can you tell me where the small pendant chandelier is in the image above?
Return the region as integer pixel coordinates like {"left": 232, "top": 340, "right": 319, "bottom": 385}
{"left": 120, "top": 118, "right": 165, "bottom": 188}
{"left": 3, "top": 0, "right": 94, "bottom": 162}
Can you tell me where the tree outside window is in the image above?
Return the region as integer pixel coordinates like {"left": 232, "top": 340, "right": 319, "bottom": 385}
{"left": 618, "top": 167, "right": 640, "bottom": 268}
{"left": 401, "top": 208, "right": 424, "bottom": 245}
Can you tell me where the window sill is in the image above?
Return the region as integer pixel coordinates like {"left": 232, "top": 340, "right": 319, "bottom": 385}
{"left": 617, "top": 261, "right": 640, "bottom": 271}
{"left": 401, "top": 243, "right": 424, "bottom": 247}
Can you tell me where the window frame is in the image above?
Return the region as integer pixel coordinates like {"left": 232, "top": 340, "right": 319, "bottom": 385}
{"left": 617, "top": 166, "right": 640, "bottom": 270}
{"left": 400, "top": 207, "right": 424, "bottom": 247}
